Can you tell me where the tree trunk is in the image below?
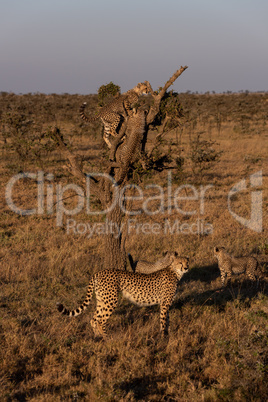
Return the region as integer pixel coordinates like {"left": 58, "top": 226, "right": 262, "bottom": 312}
{"left": 50, "top": 66, "right": 188, "bottom": 271}
{"left": 104, "top": 197, "right": 127, "bottom": 270}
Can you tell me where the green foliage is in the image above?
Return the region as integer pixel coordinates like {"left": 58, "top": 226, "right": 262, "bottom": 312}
{"left": 157, "top": 90, "right": 184, "bottom": 129}
{"left": 97, "top": 82, "right": 121, "bottom": 107}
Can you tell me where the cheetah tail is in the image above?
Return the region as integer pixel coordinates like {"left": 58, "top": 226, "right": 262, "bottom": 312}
{"left": 128, "top": 253, "right": 136, "bottom": 273}
{"left": 57, "top": 277, "right": 94, "bottom": 317}
{"left": 79, "top": 102, "right": 98, "bottom": 123}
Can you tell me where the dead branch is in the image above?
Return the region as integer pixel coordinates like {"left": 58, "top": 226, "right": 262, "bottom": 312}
{"left": 51, "top": 127, "right": 102, "bottom": 198}
{"left": 51, "top": 127, "right": 84, "bottom": 181}
{"left": 156, "top": 115, "right": 170, "bottom": 140}
{"left": 146, "top": 66, "right": 188, "bottom": 125}
{"left": 158, "top": 66, "right": 188, "bottom": 99}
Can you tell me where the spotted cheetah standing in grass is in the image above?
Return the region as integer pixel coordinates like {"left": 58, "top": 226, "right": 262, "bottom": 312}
{"left": 128, "top": 251, "right": 179, "bottom": 274}
{"left": 57, "top": 255, "right": 189, "bottom": 338}
{"left": 80, "top": 82, "right": 151, "bottom": 148}
{"left": 214, "top": 246, "right": 261, "bottom": 287}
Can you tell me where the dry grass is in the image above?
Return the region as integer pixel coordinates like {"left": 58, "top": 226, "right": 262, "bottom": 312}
{"left": 0, "top": 92, "right": 267, "bottom": 401}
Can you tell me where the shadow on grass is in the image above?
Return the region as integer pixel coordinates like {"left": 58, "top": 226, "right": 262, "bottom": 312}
{"left": 184, "top": 259, "right": 268, "bottom": 285}
{"left": 117, "top": 374, "right": 168, "bottom": 400}
{"left": 176, "top": 279, "right": 267, "bottom": 310}
{"left": 184, "top": 263, "right": 220, "bottom": 283}
{"left": 174, "top": 262, "right": 267, "bottom": 311}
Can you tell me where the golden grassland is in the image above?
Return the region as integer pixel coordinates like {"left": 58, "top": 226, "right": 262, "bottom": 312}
{"left": 0, "top": 92, "right": 267, "bottom": 401}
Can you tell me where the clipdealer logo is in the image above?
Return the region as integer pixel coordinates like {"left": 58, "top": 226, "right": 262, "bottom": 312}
{"left": 5, "top": 171, "right": 213, "bottom": 235}
{"left": 5, "top": 170, "right": 263, "bottom": 234}
{"left": 227, "top": 170, "right": 263, "bottom": 233}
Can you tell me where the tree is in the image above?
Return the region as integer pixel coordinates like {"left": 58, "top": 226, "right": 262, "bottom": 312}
{"left": 51, "top": 66, "right": 188, "bottom": 270}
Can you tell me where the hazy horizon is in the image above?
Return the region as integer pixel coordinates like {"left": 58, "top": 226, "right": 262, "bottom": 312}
{"left": 1, "top": 0, "right": 267, "bottom": 95}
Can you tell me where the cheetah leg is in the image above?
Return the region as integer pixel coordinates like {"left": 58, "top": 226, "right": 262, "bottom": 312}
{"left": 255, "top": 263, "right": 263, "bottom": 288}
{"left": 102, "top": 122, "right": 112, "bottom": 149}
{"left": 222, "top": 271, "right": 232, "bottom": 287}
{"left": 99, "top": 299, "right": 119, "bottom": 336}
{"left": 220, "top": 267, "right": 232, "bottom": 287}
{"left": 254, "top": 266, "right": 262, "bottom": 288}
{"left": 90, "top": 318, "right": 105, "bottom": 338}
{"left": 246, "top": 271, "right": 258, "bottom": 288}
{"left": 106, "top": 113, "right": 121, "bottom": 137}
{"left": 103, "top": 134, "right": 112, "bottom": 149}
{"left": 90, "top": 299, "right": 107, "bottom": 338}
{"left": 225, "top": 270, "right": 232, "bottom": 286}
{"left": 160, "top": 304, "right": 170, "bottom": 337}
{"left": 220, "top": 271, "right": 227, "bottom": 287}
{"left": 246, "top": 270, "right": 256, "bottom": 282}
{"left": 90, "top": 296, "right": 118, "bottom": 338}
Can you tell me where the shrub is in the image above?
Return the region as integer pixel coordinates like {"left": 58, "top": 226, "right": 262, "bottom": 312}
{"left": 97, "top": 82, "right": 121, "bottom": 106}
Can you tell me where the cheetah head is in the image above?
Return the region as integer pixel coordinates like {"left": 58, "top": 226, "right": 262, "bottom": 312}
{"left": 162, "top": 251, "right": 189, "bottom": 272}
{"left": 133, "top": 81, "right": 151, "bottom": 96}
{"left": 172, "top": 253, "right": 189, "bottom": 274}
{"left": 214, "top": 246, "right": 225, "bottom": 259}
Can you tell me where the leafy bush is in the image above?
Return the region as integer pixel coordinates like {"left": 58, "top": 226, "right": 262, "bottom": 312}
{"left": 97, "top": 82, "right": 121, "bottom": 106}
{"left": 152, "top": 90, "right": 184, "bottom": 130}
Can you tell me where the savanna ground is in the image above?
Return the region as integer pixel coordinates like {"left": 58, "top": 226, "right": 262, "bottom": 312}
{"left": 0, "top": 91, "right": 267, "bottom": 401}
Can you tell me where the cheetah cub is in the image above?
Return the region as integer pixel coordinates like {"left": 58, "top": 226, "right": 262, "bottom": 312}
{"left": 128, "top": 251, "right": 179, "bottom": 274}
{"left": 57, "top": 255, "right": 189, "bottom": 338}
{"left": 214, "top": 246, "right": 260, "bottom": 287}
{"left": 80, "top": 82, "right": 150, "bottom": 148}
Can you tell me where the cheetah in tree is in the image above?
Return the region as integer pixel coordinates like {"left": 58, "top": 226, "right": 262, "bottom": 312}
{"left": 115, "top": 105, "right": 148, "bottom": 185}
{"left": 128, "top": 251, "right": 179, "bottom": 274}
{"left": 79, "top": 81, "right": 151, "bottom": 149}
{"left": 57, "top": 255, "right": 189, "bottom": 338}
{"left": 214, "top": 246, "right": 261, "bottom": 287}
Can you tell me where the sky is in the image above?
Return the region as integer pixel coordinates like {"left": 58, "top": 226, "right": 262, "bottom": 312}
{"left": 1, "top": 0, "right": 267, "bottom": 94}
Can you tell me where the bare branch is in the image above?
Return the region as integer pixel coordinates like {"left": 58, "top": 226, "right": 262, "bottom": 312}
{"left": 158, "top": 66, "right": 188, "bottom": 99}
{"left": 156, "top": 115, "right": 170, "bottom": 140}
{"left": 146, "top": 66, "right": 188, "bottom": 125}
{"left": 50, "top": 127, "right": 84, "bottom": 181}
{"left": 50, "top": 127, "right": 101, "bottom": 197}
